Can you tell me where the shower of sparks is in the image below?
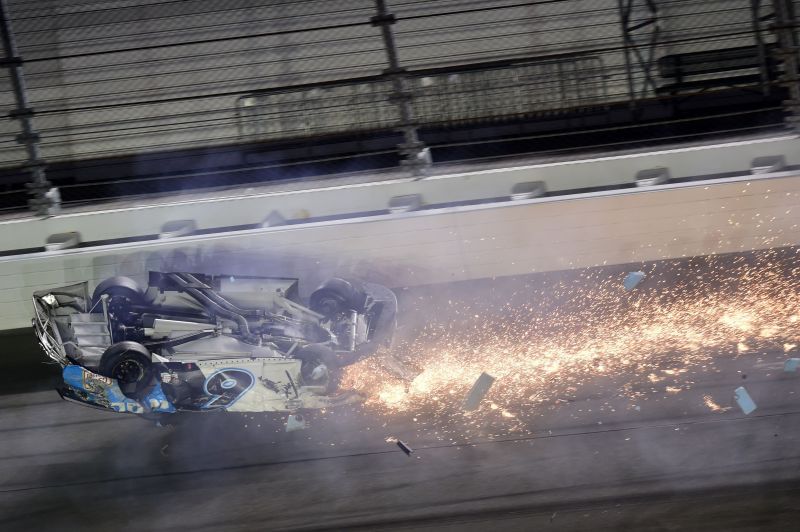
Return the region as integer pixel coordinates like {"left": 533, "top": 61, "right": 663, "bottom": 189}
{"left": 703, "top": 395, "right": 731, "bottom": 412}
{"left": 341, "top": 249, "right": 800, "bottom": 435}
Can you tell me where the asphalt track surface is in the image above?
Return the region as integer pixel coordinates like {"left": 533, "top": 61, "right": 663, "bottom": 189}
{"left": 1, "top": 252, "right": 800, "bottom": 531}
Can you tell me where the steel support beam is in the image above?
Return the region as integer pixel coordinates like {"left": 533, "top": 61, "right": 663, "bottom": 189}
{"left": 0, "top": 0, "right": 56, "bottom": 216}
{"left": 372, "top": 0, "right": 430, "bottom": 177}
{"left": 617, "top": 0, "right": 660, "bottom": 111}
{"left": 772, "top": 0, "right": 800, "bottom": 131}
{"left": 750, "top": 0, "right": 774, "bottom": 96}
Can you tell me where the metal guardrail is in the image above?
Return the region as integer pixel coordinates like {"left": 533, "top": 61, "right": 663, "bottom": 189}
{"left": 236, "top": 54, "right": 608, "bottom": 141}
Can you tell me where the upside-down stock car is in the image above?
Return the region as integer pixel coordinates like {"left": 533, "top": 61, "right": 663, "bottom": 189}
{"left": 32, "top": 272, "right": 397, "bottom": 421}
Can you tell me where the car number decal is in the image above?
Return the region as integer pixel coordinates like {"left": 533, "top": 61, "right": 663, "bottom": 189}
{"left": 201, "top": 368, "right": 255, "bottom": 409}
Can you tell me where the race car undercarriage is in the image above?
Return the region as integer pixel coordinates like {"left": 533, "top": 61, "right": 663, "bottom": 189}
{"left": 32, "top": 271, "right": 397, "bottom": 417}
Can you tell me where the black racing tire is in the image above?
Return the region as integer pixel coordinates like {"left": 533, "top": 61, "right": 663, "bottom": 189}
{"left": 92, "top": 277, "right": 145, "bottom": 326}
{"left": 293, "top": 343, "right": 340, "bottom": 393}
{"left": 91, "top": 276, "right": 145, "bottom": 312}
{"left": 309, "top": 278, "right": 367, "bottom": 317}
{"left": 98, "top": 341, "right": 155, "bottom": 400}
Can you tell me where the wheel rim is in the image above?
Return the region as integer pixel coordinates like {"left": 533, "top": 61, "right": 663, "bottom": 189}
{"left": 107, "top": 295, "right": 133, "bottom": 323}
{"left": 112, "top": 358, "right": 145, "bottom": 384}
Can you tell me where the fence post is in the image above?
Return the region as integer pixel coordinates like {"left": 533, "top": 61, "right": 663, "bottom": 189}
{"left": 0, "top": 0, "right": 56, "bottom": 215}
{"left": 372, "top": 0, "right": 430, "bottom": 177}
{"left": 772, "top": 0, "right": 800, "bottom": 131}
{"left": 617, "top": 0, "right": 660, "bottom": 113}
{"left": 750, "top": 0, "right": 772, "bottom": 96}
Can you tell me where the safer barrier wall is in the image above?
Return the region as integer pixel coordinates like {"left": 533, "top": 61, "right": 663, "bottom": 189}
{"left": 1, "top": 135, "right": 797, "bottom": 252}
{"left": 1, "top": 169, "right": 798, "bottom": 331}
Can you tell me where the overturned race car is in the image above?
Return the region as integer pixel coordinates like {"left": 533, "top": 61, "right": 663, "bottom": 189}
{"left": 32, "top": 272, "right": 397, "bottom": 419}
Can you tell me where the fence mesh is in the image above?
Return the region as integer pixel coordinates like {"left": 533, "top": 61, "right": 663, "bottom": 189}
{"left": 0, "top": 0, "right": 797, "bottom": 208}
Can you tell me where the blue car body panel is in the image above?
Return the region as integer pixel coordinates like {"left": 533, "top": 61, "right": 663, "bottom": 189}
{"left": 62, "top": 365, "right": 175, "bottom": 414}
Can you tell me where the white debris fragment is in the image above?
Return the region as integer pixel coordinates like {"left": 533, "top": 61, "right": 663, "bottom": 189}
{"left": 734, "top": 386, "right": 757, "bottom": 415}
{"left": 785, "top": 358, "right": 800, "bottom": 373}
{"left": 285, "top": 413, "right": 309, "bottom": 432}
{"left": 623, "top": 271, "right": 646, "bottom": 291}
{"left": 463, "top": 372, "right": 496, "bottom": 411}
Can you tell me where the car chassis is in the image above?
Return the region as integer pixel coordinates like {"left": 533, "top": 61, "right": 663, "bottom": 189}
{"left": 32, "top": 272, "right": 397, "bottom": 418}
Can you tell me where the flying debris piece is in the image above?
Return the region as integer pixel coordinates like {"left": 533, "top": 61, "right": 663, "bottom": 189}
{"left": 396, "top": 440, "right": 413, "bottom": 456}
{"left": 784, "top": 358, "right": 800, "bottom": 373}
{"left": 463, "top": 372, "right": 496, "bottom": 411}
{"left": 734, "top": 386, "right": 757, "bottom": 415}
{"left": 623, "top": 271, "right": 646, "bottom": 291}
{"left": 285, "top": 413, "right": 309, "bottom": 432}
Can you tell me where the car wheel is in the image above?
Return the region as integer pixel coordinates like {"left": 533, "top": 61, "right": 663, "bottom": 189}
{"left": 91, "top": 276, "right": 145, "bottom": 312}
{"left": 98, "top": 341, "right": 155, "bottom": 400}
{"left": 92, "top": 276, "right": 145, "bottom": 325}
{"left": 309, "top": 278, "right": 367, "bottom": 317}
